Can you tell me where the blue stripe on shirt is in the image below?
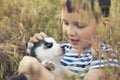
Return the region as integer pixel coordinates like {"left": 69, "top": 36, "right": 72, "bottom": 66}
{"left": 62, "top": 57, "right": 91, "bottom": 63}
{"left": 91, "top": 60, "right": 119, "bottom": 66}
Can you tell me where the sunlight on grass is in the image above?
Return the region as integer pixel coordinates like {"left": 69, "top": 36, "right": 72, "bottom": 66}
{"left": 0, "top": 0, "right": 119, "bottom": 80}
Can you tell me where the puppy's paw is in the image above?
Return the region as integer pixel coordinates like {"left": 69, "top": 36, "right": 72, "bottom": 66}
{"left": 41, "top": 60, "right": 55, "bottom": 71}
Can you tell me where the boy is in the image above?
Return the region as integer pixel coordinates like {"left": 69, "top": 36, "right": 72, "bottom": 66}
{"left": 18, "top": 0, "right": 119, "bottom": 80}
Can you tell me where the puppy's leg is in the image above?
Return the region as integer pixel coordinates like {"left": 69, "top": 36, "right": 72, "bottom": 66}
{"left": 18, "top": 56, "right": 62, "bottom": 80}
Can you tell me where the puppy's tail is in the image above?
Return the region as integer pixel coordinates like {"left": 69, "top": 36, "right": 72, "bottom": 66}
{"left": 5, "top": 74, "right": 27, "bottom": 80}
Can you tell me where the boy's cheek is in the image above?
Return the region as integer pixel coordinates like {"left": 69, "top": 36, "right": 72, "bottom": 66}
{"left": 62, "top": 27, "right": 67, "bottom": 35}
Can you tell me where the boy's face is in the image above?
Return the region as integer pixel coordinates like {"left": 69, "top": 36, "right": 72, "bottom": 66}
{"left": 62, "top": 9, "right": 97, "bottom": 50}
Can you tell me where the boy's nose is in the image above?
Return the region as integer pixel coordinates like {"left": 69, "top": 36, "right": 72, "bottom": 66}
{"left": 67, "top": 26, "right": 76, "bottom": 36}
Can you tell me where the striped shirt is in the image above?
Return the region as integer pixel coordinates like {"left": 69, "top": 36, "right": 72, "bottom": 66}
{"left": 60, "top": 43, "right": 119, "bottom": 78}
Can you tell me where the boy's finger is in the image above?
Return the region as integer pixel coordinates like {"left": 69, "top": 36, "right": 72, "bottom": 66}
{"left": 34, "top": 33, "right": 43, "bottom": 40}
{"left": 39, "top": 32, "right": 47, "bottom": 38}
{"left": 29, "top": 32, "right": 47, "bottom": 42}
{"left": 29, "top": 37, "right": 38, "bottom": 42}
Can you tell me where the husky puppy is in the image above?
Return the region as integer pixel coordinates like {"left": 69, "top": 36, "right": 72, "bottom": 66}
{"left": 26, "top": 37, "right": 65, "bottom": 76}
{"left": 27, "top": 37, "right": 63, "bottom": 64}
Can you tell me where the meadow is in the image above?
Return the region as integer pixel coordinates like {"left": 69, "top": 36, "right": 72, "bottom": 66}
{"left": 0, "top": 0, "right": 120, "bottom": 80}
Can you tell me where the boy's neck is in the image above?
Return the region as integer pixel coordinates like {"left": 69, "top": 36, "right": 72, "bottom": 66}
{"left": 71, "top": 44, "right": 91, "bottom": 52}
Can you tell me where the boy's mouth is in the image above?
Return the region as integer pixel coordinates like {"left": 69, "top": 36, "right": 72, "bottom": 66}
{"left": 69, "top": 39, "right": 80, "bottom": 45}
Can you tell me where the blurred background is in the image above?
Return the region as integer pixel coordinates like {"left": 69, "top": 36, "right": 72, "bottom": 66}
{"left": 0, "top": 0, "right": 120, "bottom": 80}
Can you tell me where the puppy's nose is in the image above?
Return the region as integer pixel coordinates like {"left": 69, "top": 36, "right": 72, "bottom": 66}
{"left": 44, "top": 42, "right": 53, "bottom": 48}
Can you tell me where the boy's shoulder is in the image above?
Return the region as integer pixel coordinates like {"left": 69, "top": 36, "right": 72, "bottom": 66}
{"left": 92, "top": 42, "right": 118, "bottom": 60}
{"left": 91, "top": 42, "right": 119, "bottom": 59}
{"left": 99, "top": 43, "right": 117, "bottom": 53}
{"left": 90, "top": 42, "right": 119, "bottom": 70}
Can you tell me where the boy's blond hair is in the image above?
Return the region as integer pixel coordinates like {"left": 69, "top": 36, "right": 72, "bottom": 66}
{"left": 61, "top": 0, "right": 100, "bottom": 23}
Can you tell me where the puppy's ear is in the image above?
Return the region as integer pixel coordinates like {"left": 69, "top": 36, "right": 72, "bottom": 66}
{"left": 26, "top": 42, "right": 34, "bottom": 54}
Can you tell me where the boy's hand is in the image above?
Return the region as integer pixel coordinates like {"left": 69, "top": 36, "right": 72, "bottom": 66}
{"left": 41, "top": 60, "right": 55, "bottom": 71}
{"left": 29, "top": 32, "right": 47, "bottom": 42}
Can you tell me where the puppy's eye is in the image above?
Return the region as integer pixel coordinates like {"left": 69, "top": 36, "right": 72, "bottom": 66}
{"left": 44, "top": 42, "right": 53, "bottom": 48}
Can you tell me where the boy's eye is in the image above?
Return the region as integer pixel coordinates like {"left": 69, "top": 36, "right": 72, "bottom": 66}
{"left": 75, "top": 23, "right": 87, "bottom": 28}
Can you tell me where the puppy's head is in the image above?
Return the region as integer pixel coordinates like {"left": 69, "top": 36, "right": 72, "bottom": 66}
{"left": 26, "top": 37, "right": 63, "bottom": 61}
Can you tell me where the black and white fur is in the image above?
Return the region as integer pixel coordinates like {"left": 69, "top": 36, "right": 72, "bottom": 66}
{"left": 27, "top": 37, "right": 63, "bottom": 63}
{"left": 26, "top": 37, "right": 68, "bottom": 79}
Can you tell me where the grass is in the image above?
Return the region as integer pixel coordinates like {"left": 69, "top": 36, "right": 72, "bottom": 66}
{"left": 0, "top": 0, "right": 120, "bottom": 80}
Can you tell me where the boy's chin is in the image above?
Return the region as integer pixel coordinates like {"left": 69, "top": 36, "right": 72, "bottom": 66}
{"left": 70, "top": 44, "right": 87, "bottom": 51}
{"left": 70, "top": 45, "right": 81, "bottom": 51}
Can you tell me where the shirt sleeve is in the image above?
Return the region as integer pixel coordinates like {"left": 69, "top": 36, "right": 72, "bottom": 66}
{"left": 90, "top": 43, "right": 120, "bottom": 70}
